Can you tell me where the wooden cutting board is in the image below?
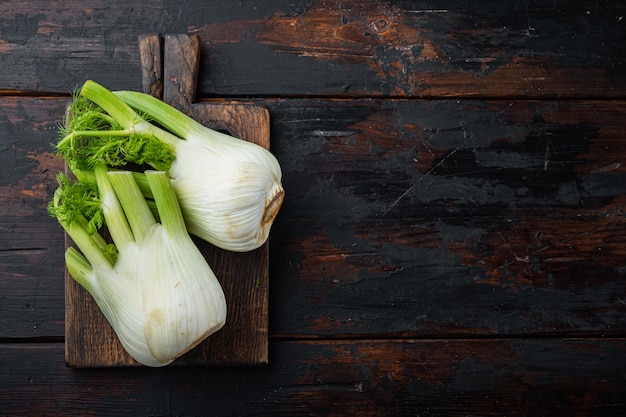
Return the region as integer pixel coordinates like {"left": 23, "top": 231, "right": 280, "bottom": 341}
{"left": 64, "top": 34, "right": 270, "bottom": 367}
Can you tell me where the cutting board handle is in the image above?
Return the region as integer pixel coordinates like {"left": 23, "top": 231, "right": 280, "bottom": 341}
{"left": 137, "top": 33, "right": 269, "bottom": 147}
{"left": 139, "top": 34, "right": 201, "bottom": 109}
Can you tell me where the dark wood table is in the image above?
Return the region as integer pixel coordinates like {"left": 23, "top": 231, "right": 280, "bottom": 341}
{"left": 2, "top": 1, "right": 625, "bottom": 415}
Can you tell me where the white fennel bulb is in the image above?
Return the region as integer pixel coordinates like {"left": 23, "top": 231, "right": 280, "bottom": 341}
{"left": 56, "top": 80, "right": 284, "bottom": 252}
{"left": 115, "top": 88, "right": 285, "bottom": 252}
{"left": 50, "top": 166, "right": 227, "bottom": 367}
{"left": 170, "top": 136, "right": 284, "bottom": 251}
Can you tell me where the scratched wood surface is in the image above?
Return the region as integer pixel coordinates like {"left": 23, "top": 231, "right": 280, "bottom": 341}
{"left": 2, "top": 340, "right": 626, "bottom": 416}
{"left": 0, "top": 0, "right": 624, "bottom": 98}
{"left": 1, "top": 0, "right": 626, "bottom": 416}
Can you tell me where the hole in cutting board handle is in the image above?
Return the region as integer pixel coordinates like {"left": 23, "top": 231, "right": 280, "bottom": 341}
{"left": 200, "top": 120, "right": 235, "bottom": 137}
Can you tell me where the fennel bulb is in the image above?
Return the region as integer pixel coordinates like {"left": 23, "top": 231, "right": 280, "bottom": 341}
{"left": 49, "top": 166, "right": 227, "bottom": 367}
{"left": 56, "top": 80, "right": 284, "bottom": 252}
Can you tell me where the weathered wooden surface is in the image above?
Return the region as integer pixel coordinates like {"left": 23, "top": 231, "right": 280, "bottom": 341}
{"left": 0, "top": 0, "right": 624, "bottom": 98}
{"left": 2, "top": 339, "right": 626, "bottom": 416}
{"left": 1, "top": 0, "right": 626, "bottom": 415}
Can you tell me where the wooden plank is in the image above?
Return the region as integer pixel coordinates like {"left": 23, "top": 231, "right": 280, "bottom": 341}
{"left": 267, "top": 98, "right": 626, "bottom": 337}
{"left": 1, "top": 339, "right": 626, "bottom": 416}
{"left": 2, "top": 97, "right": 626, "bottom": 340}
{"left": 64, "top": 34, "right": 270, "bottom": 367}
{"left": 0, "top": 0, "right": 624, "bottom": 98}
{"left": 0, "top": 96, "right": 68, "bottom": 338}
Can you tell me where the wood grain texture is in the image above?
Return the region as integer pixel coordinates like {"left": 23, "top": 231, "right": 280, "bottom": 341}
{"left": 267, "top": 98, "right": 626, "bottom": 337}
{"left": 2, "top": 339, "right": 626, "bottom": 416}
{"left": 64, "top": 34, "right": 271, "bottom": 367}
{"left": 1, "top": 0, "right": 625, "bottom": 413}
{"left": 0, "top": 0, "right": 623, "bottom": 98}
{"left": 0, "top": 97, "right": 67, "bottom": 338}
{"left": 138, "top": 34, "right": 163, "bottom": 98}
